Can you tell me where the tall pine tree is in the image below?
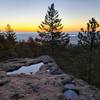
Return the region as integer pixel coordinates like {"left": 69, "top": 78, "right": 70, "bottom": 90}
{"left": 5, "top": 24, "right": 16, "bottom": 45}
{"left": 78, "top": 18, "right": 100, "bottom": 49}
{"left": 37, "top": 3, "right": 69, "bottom": 55}
{"left": 78, "top": 18, "right": 100, "bottom": 83}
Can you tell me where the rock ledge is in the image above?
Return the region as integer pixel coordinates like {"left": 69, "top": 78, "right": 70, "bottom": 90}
{"left": 0, "top": 55, "right": 100, "bottom": 100}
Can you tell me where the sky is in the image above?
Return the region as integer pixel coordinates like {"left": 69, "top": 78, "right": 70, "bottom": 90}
{"left": 0, "top": 0, "right": 100, "bottom": 32}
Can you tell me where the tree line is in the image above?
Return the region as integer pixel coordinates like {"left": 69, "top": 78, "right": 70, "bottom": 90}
{"left": 0, "top": 3, "right": 100, "bottom": 54}
{"left": 0, "top": 3, "right": 100, "bottom": 86}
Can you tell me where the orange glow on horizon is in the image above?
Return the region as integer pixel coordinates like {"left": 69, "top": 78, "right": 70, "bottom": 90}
{"left": 0, "top": 18, "right": 90, "bottom": 32}
{"left": 1, "top": 26, "right": 82, "bottom": 32}
{"left": 0, "top": 22, "right": 87, "bottom": 32}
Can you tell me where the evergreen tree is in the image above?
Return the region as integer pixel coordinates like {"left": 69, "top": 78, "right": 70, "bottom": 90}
{"left": 37, "top": 3, "right": 69, "bottom": 55}
{"left": 0, "top": 32, "right": 6, "bottom": 48}
{"left": 78, "top": 18, "right": 100, "bottom": 49}
{"left": 78, "top": 18, "right": 100, "bottom": 83}
{"left": 5, "top": 24, "right": 17, "bottom": 57}
{"left": 5, "top": 24, "right": 16, "bottom": 45}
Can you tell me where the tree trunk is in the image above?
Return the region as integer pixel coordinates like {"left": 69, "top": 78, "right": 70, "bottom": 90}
{"left": 88, "top": 39, "right": 94, "bottom": 84}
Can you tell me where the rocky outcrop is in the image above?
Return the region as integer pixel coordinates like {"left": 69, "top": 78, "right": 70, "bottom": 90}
{"left": 0, "top": 56, "right": 54, "bottom": 72}
{"left": 0, "top": 55, "right": 100, "bottom": 100}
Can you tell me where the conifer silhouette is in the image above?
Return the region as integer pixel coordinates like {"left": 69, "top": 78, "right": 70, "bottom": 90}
{"left": 78, "top": 18, "right": 100, "bottom": 83}
{"left": 37, "top": 3, "right": 69, "bottom": 55}
{"left": 5, "top": 24, "right": 16, "bottom": 45}
{"left": 78, "top": 18, "right": 100, "bottom": 48}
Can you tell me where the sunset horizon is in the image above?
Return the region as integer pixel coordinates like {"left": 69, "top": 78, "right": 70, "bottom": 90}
{"left": 0, "top": 22, "right": 99, "bottom": 32}
{"left": 0, "top": 1, "right": 100, "bottom": 99}
{"left": 0, "top": 24, "right": 82, "bottom": 32}
{"left": 0, "top": 0, "right": 100, "bottom": 32}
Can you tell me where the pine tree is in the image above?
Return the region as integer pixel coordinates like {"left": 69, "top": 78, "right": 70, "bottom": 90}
{"left": 78, "top": 18, "right": 100, "bottom": 49}
{"left": 78, "top": 18, "right": 100, "bottom": 83}
{"left": 37, "top": 3, "right": 69, "bottom": 55}
{"left": 5, "top": 24, "right": 17, "bottom": 57}
{"left": 5, "top": 24, "right": 16, "bottom": 45}
{"left": 0, "top": 32, "right": 6, "bottom": 48}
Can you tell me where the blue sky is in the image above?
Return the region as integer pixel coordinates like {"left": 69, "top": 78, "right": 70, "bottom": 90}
{"left": 0, "top": 0, "right": 100, "bottom": 32}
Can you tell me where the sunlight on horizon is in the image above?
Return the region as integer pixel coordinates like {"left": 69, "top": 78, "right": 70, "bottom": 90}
{"left": 0, "top": 0, "right": 100, "bottom": 32}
